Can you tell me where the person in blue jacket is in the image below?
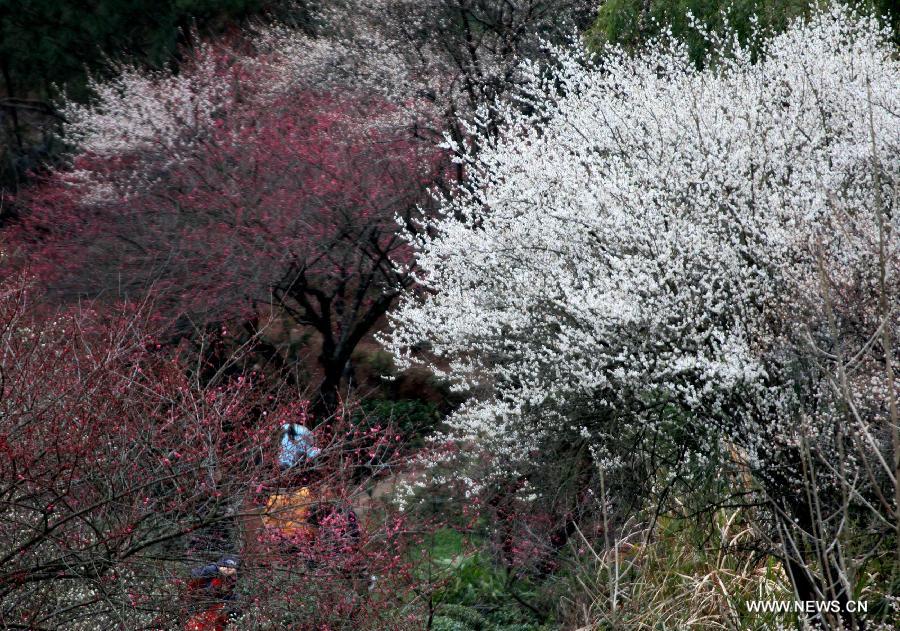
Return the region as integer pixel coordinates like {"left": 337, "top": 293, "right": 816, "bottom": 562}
{"left": 278, "top": 423, "right": 320, "bottom": 471}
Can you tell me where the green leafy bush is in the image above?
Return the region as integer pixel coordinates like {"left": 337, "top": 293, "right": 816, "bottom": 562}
{"left": 416, "top": 530, "right": 550, "bottom": 631}
{"left": 358, "top": 398, "right": 442, "bottom": 443}
{"left": 586, "top": 0, "right": 896, "bottom": 66}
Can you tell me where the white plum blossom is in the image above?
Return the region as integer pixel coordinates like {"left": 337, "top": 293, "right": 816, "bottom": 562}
{"left": 386, "top": 4, "right": 900, "bottom": 476}
{"left": 61, "top": 43, "right": 231, "bottom": 158}
{"left": 269, "top": 0, "right": 596, "bottom": 137}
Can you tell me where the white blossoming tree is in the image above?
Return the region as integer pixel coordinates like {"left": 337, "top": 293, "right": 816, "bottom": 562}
{"left": 387, "top": 5, "right": 899, "bottom": 625}
{"left": 258, "top": 1, "right": 596, "bottom": 146}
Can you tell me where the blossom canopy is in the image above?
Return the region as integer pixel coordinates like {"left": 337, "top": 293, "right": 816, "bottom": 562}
{"left": 386, "top": 4, "right": 900, "bottom": 475}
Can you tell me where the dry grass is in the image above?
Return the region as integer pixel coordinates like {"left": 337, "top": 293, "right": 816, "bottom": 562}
{"left": 558, "top": 509, "right": 792, "bottom": 630}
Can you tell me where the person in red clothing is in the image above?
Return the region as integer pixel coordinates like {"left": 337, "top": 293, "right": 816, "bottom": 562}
{"left": 184, "top": 555, "right": 240, "bottom": 631}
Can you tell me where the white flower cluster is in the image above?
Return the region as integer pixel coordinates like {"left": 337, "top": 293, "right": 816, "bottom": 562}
{"left": 61, "top": 43, "right": 230, "bottom": 158}
{"left": 386, "top": 4, "right": 900, "bottom": 471}
{"left": 257, "top": 0, "right": 595, "bottom": 134}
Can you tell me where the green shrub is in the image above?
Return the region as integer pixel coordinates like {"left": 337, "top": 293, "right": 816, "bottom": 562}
{"left": 586, "top": 0, "right": 897, "bottom": 66}
{"left": 358, "top": 398, "right": 442, "bottom": 442}
{"left": 432, "top": 616, "right": 477, "bottom": 631}
{"left": 432, "top": 603, "right": 549, "bottom": 631}
{"left": 413, "top": 530, "right": 551, "bottom": 630}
